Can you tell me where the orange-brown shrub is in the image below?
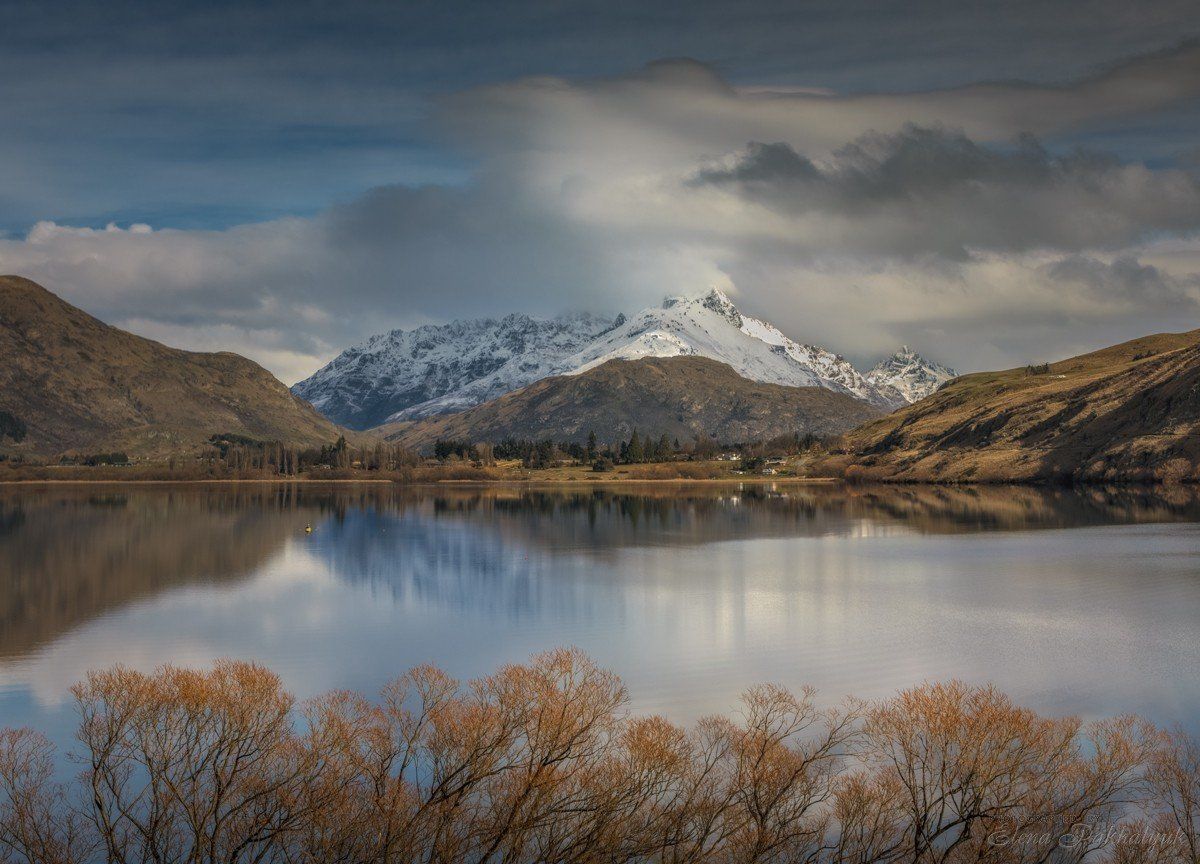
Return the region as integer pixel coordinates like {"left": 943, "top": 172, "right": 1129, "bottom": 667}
{"left": 0, "top": 650, "right": 1193, "bottom": 863}
{"left": 621, "top": 462, "right": 729, "bottom": 480}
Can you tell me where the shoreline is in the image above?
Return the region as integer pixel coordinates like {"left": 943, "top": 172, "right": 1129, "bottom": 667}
{"left": 0, "top": 475, "right": 845, "bottom": 487}
{"left": 0, "top": 477, "right": 398, "bottom": 486}
{"left": 0, "top": 475, "right": 1191, "bottom": 490}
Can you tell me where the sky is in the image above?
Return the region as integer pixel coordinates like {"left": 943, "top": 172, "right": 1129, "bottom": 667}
{"left": 1, "top": 0, "right": 1199, "bottom": 383}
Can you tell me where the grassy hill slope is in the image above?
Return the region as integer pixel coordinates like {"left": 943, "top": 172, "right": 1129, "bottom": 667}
{"left": 835, "top": 330, "right": 1200, "bottom": 483}
{"left": 0, "top": 275, "right": 347, "bottom": 458}
{"left": 381, "top": 356, "right": 882, "bottom": 450}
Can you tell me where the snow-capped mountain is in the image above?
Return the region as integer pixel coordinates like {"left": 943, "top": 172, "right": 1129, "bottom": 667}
{"left": 560, "top": 290, "right": 890, "bottom": 404}
{"left": 292, "top": 312, "right": 621, "bottom": 429}
{"left": 293, "top": 289, "right": 954, "bottom": 429}
{"left": 866, "top": 346, "right": 957, "bottom": 404}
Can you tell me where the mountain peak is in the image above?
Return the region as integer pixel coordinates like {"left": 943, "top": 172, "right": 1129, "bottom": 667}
{"left": 703, "top": 286, "right": 735, "bottom": 305}
{"left": 866, "top": 347, "right": 957, "bottom": 404}
{"left": 660, "top": 287, "right": 743, "bottom": 325}
{"left": 560, "top": 291, "right": 906, "bottom": 408}
{"left": 699, "top": 287, "right": 742, "bottom": 327}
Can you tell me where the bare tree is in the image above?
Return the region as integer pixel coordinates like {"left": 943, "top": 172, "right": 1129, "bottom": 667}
{"left": 73, "top": 661, "right": 334, "bottom": 864}
{"left": 0, "top": 653, "right": 1190, "bottom": 864}
{"left": 1138, "top": 726, "right": 1200, "bottom": 864}
{"left": 849, "top": 681, "right": 1153, "bottom": 864}
{"left": 0, "top": 729, "right": 92, "bottom": 864}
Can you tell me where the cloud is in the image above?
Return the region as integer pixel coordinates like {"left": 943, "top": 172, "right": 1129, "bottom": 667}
{"left": 2, "top": 50, "right": 1200, "bottom": 382}
{"left": 1043, "top": 254, "right": 1188, "bottom": 300}
{"left": 443, "top": 42, "right": 1200, "bottom": 166}
{"left": 691, "top": 128, "right": 1200, "bottom": 257}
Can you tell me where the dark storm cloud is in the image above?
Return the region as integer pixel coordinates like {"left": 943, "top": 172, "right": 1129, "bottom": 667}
{"left": 693, "top": 128, "right": 1200, "bottom": 256}
{"left": 1043, "top": 254, "right": 1193, "bottom": 302}
{"left": 694, "top": 143, "right": 821, "bottom": 184}
{"left": 2, "top": 0, "right": 1199, "bottom": 231}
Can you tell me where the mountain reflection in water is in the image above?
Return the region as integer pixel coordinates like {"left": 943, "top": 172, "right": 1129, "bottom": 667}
{"left": 1, "top": 482, "right": 1198, "bottom": 740}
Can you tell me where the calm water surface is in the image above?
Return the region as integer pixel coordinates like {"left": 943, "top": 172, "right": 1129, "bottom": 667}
{"left": 1, "top": 482, "right": 1199, "bottom": 750}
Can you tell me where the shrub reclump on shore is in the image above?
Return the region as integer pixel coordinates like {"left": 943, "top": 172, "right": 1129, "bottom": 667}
{"left": 0, "top": 649, "right": 1195, "bottom": 863}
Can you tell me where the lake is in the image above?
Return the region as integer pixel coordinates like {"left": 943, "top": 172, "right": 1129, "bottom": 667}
{"left": 2, "top": 482, "right": 1199, "bottom": 752}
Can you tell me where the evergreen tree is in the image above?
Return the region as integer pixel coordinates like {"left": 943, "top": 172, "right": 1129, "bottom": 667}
{"left": 586, "top": 431, "right": 597, "bottom": 462}
{"left": 627, "top": 430, "right": 644, "bottom": 463}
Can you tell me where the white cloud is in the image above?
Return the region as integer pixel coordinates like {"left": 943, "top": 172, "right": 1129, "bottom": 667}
{"left": 2, "top": 51, "right": 1199, "bottom": 382}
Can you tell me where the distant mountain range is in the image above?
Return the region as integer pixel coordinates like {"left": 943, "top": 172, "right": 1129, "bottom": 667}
{"left": 382, "top": 356, "right": 884, "bottom": 450}
{"left": 292, "top": 311, "right": 620, "bottom": 429}
{"left": 839, "top": 329, "right": 1200, "bottom": 483}
{"left": 293, "top": 290, "right": 956, "bottom": 430}
{"left": 5, "top": 276, "right": 1200, "bottom": 484}
{"left": 0, "top": 276, "right": 346, "bottom": 458}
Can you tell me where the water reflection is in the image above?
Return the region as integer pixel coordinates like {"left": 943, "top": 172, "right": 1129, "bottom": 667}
{"left": 1, "top": 482, "right": 1198, "bottom": 744}
{"left": 0, "top": 485, "right": 347, "bottom": 658}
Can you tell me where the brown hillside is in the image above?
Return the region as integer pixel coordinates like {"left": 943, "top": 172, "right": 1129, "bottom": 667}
{"left": 838, "top": 329, "right": 1200, "bottom": 483}
{"left": 0, "top": 275, "right": 348, "bottom": 457}
{"left": 380, "top": 356, "right": 882, "bottom": 450}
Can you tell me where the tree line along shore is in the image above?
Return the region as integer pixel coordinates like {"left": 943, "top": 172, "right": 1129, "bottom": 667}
{"left": 0, "top": 430, "right": 842, "bottom": 483}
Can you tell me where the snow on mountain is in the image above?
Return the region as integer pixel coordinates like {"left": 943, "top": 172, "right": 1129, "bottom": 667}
{"left": 293, "top": 289, "right": 953, "bottom": 429}
{"left": 866, "top": 346, "right": 957, "bottom": 404}
{"left": 560, "top": 290, "right": 894, "bottom": 406}
{"left": 292, "top": 312, "right": 621, "bottom": 429}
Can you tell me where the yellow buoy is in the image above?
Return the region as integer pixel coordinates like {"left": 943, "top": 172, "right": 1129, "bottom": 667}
{"left": 304, "top": 524, "right": 313, "bottom": 534}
